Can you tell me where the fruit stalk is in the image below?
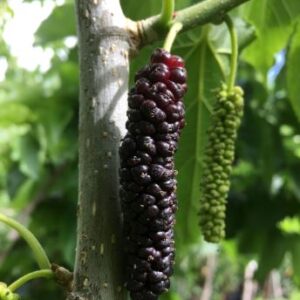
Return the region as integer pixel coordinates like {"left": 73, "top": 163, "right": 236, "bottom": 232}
{"left": 163, "top": 22, "right": 183, "bottom": 52}
{"left": 224, "top": 15, "right": 238, "bottom": 92}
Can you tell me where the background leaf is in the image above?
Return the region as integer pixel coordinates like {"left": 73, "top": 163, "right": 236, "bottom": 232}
{"left": 241, "top": 0, "right": 300, "bottom": 79}
{"left": 287, "top": 23, "right": 300, "bottom": 121}
{"left": 35, "top": 3, "right": 76, "bottom": 46}
{"left": 175, "top": 26, "right": 225, "bottom": 249}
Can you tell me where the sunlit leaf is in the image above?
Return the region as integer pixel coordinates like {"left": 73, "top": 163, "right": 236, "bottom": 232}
{"left": 241, "top": 0, "right": 300, "bottom": 79}
{"left": 35, "top": 3, "right": 76, "bottom": 46}
{"left": 0, "top": 101, "right": 34, "bottom": 127}
{"left": 279, "top": 216, "right": 300, "bottom": 234}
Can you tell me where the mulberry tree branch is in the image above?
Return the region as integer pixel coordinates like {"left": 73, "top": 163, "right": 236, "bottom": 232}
{"left": 132, "top": 0, "right": 251, "bottom": 48}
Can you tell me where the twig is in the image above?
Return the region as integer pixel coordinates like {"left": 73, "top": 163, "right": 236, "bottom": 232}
{"left": 133, "top": 0, "right": 251, "bottom": 48}
{"left": 242, "top": 260, "right": 258, "bottom": 300}
{"left": 200, "top": 255, "right": 217, "bottom": 300}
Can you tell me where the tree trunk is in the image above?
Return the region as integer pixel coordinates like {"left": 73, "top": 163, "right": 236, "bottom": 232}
{"left": 71, "top": 0, "right": 129, "bottom": 299}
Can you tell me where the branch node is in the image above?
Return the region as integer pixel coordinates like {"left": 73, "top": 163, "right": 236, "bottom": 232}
{"left": 51, "top": 263, "right": 73, "bottom": 292}
{"left": 130, "top": 0, "right": 250, "bottom": 50}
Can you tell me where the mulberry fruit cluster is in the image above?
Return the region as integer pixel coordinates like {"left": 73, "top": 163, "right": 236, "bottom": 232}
{"left": 119, "top": 48, "right": 187, "bottom": 300}
{"left": 199, "top": 84, "right": 244, "bottom": 243}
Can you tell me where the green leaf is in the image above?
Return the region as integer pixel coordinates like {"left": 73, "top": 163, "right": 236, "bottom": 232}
{"left": 0, "top": 1, "right": 13, "bottom": 17}
{"left": 161, "top": 291, "right": 182, "bottom": 300}
{"left": 278, "top": 216, "right": 300, "bottom": 234}
{"left": 291, "top": 237, "right": 300, "bottom": 283}
{"left": 12, "top": 178, "right": 38, "bottom": 210}
{"left": 241, "top": 0, "right": 300, "bottom": 78}
{"left": 209, "top": 17, "right": 256, "bottom": 79}
{"left": 35, "top": 3, "right": 76, "bottom": 46}
{"left": 37, "top": 103, "right": 75, "bottom": 164}
{"left": 11, "top": 135, "right": 42, "bottom": 179}
{"left": 256, "top": 230, "right": 287, "bottom": 282}
{"left": 210, "top": 17, "right": 256, "bottom": 54}
{"left": 287, "top": 24, "right": 300, "bottom": 121}
{"left": 121, "top": 0, "right": 191, "bottom": 20}
{"left": 121, "top": 0, "right": 161, "bottom": 20}
{"left": 291, "top": 292, "right": 300, "bottom": 300}
{"left": 0, "top": 101, "right": 34, "bottom": 127}
{"left": 29, "top": 199, "right": 76, "bottom": 266}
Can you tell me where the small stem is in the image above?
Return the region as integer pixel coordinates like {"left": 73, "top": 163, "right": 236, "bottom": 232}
{"left": 140, "top": 0, "right": 250, "bottom": 47}
{"left": 159, "top": 0, "right": 175, "bottom": 27}
{"left": 224, "top": 15, "right": 238, "bottom": 92}
{"left": 163, "top": 22, "right": 183, "bottom": 52}
{"left": 0, "top": 213, "right": 51, "bottom": 269}
{"left": 8, "top": 269, "right": 54, "bottom": 292}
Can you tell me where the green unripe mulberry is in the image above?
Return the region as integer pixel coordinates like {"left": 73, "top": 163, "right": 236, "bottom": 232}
{"left": 199, "top": 84, "right": 244, "bottom": 243}
{"left": 0, "top": 283, "right": 20, "bottom": 300}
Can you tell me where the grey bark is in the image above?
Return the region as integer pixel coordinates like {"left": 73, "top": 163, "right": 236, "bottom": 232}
{"left": 71, "top": 0, "right": 129, "bottom": 299}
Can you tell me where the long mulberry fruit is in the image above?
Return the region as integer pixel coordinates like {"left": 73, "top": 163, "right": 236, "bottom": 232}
{"left": 119, "top": 48, "right": 187, "bottom": 300}
{"left": 199, "top": 84, "right": 244, "bottom": 243}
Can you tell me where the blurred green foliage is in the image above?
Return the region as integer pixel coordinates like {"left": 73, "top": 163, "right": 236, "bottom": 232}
{"left": 0, "top": 0, "right": 300, "bottom": 299}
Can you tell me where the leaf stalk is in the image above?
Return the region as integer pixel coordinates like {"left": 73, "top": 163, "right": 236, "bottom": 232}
{"left": 0, "top": 213, "right": 51, "bottom": 270}
{"left": 8, "top": 270, "right": 53, "bottom": 292}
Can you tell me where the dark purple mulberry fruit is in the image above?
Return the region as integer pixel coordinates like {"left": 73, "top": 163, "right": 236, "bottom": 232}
{"left": 128, "top": 109, "right": 143, "bottom": 122}
{"left": 129, "top": 94, "right": 145, "bottom": 109}
{"left": 131, "top": 165, "right": 151, "bottom": 185}
{"left": 140, "top": 194, "right": 156, "bottom": 206}
{"left": 170, "top": 67, "right": 187, "bottom": 84}
{"left": 136, "top": 151, "right": 152, "bottom": 165}
{"left": 151, "top": 48, "right": 172, "bottom": 65}
{"left": 120, "top": 137, "right": 136, "bottom": 159}
{"left": 120, "top": 48, "right": 187, "bottom": 300}
{"left": 167, "top": 55, "right": 185, "bottom": 68}
{"left": 149, "top": 63, "right": 170, "bottom": 83}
